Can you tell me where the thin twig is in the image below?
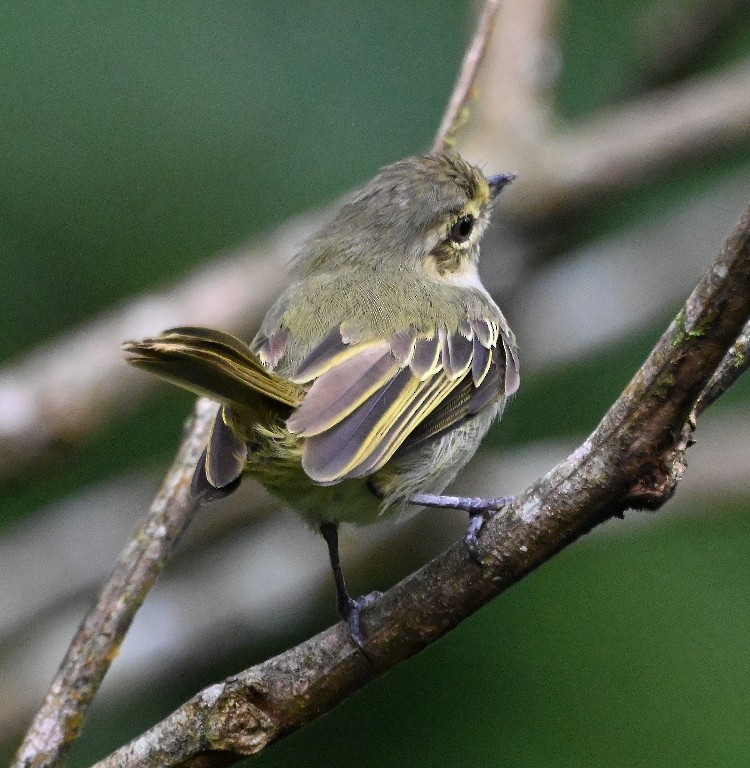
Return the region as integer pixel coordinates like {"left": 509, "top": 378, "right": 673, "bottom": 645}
{"left": 91, "top": 204, "right": 750, "bottom": 768}
{"left": 469, "top": 0, "right": 559, "bottom": 141}
{"left": 432, "top": 0, "right": 502, "bottom": 153}
{"left": 11, "top": 399, "right": 216, "bottom": 768}
{"left": 693, "top": 319, "right": 750, "bottom": 418}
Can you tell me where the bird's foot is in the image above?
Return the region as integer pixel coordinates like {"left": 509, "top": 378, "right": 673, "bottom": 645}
{"left": 408, "top": 492, "right": 515, "bottom": 563}
{"left": 463, "top": 496, "right": 516, "bottom": 565}
{"left": 339, "top": 591, "right": 383, "bottom": 648}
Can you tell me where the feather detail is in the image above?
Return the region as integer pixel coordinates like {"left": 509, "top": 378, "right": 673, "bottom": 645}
{"left": 122, "top": 327, "right": 303, "bottom": 408}
{"left": 347, "top": 373, "right": 457, "bottom": 478}
{"left": 471, "top": 336, "right": 491, "bottom": 386}
{"left": 467, "top": 351, "right": 501, "bottom": 414}
{"left": 442, "top": 326, "right": 474, "bottom": 379}
{"left": 410, "top": 335, "right": 441, "bottom": 379}
{"left": 205, "top": 407, "right": 248, "bottom": 488}
{"left": 254, "top": 327, "right": 289, "bottom": 368}
{"left": 390, "top": 329, "right": 417, "bottom": 365}
{"left": 471, "top": 318, "right": 493, "bottom": 348}
{"left": 281, "top": 308, "right": 518, "bottom": 484}
{"left": 291, "top": 328, "right": 390, "bottom": 384}
{"left": 301, "top": 368, "right": 419, "bottom": 482}
{"left": 286, "top": 341, "right": 396, "bottom": 436}
{"left": 502, "top": 335, "right": 521, "bottom": 395}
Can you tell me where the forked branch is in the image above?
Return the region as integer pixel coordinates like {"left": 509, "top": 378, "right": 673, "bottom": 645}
{"left": 11, "top": 0, "right": 750, "bottom": 762}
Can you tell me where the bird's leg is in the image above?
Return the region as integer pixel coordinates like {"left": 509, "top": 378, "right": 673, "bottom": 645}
{"left": 408, "top": 493, "right": 515, "bottom": 562}
{"left": 320, "top": 522, "right": 379, "bottom": 647}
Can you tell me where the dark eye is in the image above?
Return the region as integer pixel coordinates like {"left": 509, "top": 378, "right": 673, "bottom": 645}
{"left": 449, "top": 215, "right": 474, "bottom": 244}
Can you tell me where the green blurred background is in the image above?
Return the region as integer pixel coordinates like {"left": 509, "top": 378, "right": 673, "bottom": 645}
{"left": 2, "top": 1, "right": 750, "bottom": 765}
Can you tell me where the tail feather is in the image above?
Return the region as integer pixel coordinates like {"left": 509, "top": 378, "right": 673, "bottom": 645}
{"left": 122, "top": 327, "right": 304, "bottom": 410}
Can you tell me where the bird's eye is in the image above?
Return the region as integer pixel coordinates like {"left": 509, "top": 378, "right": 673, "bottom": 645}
{"left": 449, "top": 215, "right": 474, "bottom": 244}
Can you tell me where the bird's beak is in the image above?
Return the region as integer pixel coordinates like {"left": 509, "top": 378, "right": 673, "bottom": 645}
{"left": 487, "top": 172, "right": 517, "bottom": 200}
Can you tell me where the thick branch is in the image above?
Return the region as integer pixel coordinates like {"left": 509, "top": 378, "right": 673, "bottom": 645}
{"left": 90, "top": 204, "right": 750, "bottom": 767}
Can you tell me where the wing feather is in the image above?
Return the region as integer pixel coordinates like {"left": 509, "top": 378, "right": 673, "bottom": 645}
{"left": 502, "top": 334, "right": 520, "bottom": 395}
{"left": 286, "top": 312, "right": 518, "bottom": 485}
{"left": 205, "top": 407, "right": 248, "bottom": 488}
{"left": 471, "top": 336, "right": 491, "bottom": 386}
{"left": 301, "top": 368, "right": 418, "bottom": 482}
{"left": 286, "top": 341, "right": 396, "bottom": 436}
{"left": 410, "top": 336, "right": 441, "bottom": 379}
{"left": 291, "top": 328, "right": 390, "bottom": 384}
{"left": 441, "top": 327, "right": 474, "bottom": 379}
{"left": 349, "top": 373, "right": 457, "bottom": 478}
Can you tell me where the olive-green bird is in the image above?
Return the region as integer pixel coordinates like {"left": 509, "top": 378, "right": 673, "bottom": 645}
{"left": 123, "top": 152, "right": 519, "bottom": 644}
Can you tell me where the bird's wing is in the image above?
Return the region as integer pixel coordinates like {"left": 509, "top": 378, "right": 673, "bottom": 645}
{"left": 284, "top": 319, "right": 519, "bottom": 485}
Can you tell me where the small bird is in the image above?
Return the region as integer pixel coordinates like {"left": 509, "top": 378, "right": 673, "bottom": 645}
{"left": 123, "top": 152, "right": 519, "bottom": 644}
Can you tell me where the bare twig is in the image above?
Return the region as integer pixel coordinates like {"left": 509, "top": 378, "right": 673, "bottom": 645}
{"left": 90, "top": 204, "right": 750, "bottom": 768}
{"left": 470, "top": 0, "right": 560, "bottom": 142}
{"left": 559, "top": 60, "right": 750, "bottom": 196}
{"left": 11, "top": 399, "right": 215, "bottom": 768}
{"left": 693, "top": 319, "right": 750, "bottom": 418}
{"left": 432, "top": 0, "right": 502, "bottom": 152}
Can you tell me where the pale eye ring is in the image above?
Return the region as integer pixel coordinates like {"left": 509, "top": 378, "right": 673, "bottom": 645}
{"left": 449, "top": 215, "right": 474, "bottom": 244}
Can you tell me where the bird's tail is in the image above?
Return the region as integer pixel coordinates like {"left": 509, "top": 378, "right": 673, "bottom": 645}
{"left": 122, "top": 326, "right": 303, "bottom": 411}
{"left": 123, "top": 326, "right": 304, "bottom": 500}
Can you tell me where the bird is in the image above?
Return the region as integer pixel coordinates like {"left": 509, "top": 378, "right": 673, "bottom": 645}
{"left": 122, "top": 151, "right": 519, "bottom": 645}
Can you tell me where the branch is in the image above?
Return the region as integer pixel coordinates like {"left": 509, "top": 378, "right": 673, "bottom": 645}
{"left": 432, "top": 0, "right": 502, "bottom": 153}
{"left": 11, "top": 399, "right": 215, "bottom": 768}
{"left": 693, "top": 318, "right": 750, "bottom": 418}
{"left": 557, "top": 60, "right": 750, "bottom": 199}
{"left": 89, "top": 203, "right": 750, "bottom": 767}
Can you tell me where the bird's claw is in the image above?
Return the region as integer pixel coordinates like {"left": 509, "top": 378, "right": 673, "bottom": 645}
{"left": 340, "top": 591, "right": 383, "bottom": 648}
{"left": 464, "top": 496, "right": 515, "bottom": 564}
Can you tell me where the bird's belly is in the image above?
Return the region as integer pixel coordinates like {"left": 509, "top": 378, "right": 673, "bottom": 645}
{"left": 250, "top": 464, "right": 384, "bottom": 527}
